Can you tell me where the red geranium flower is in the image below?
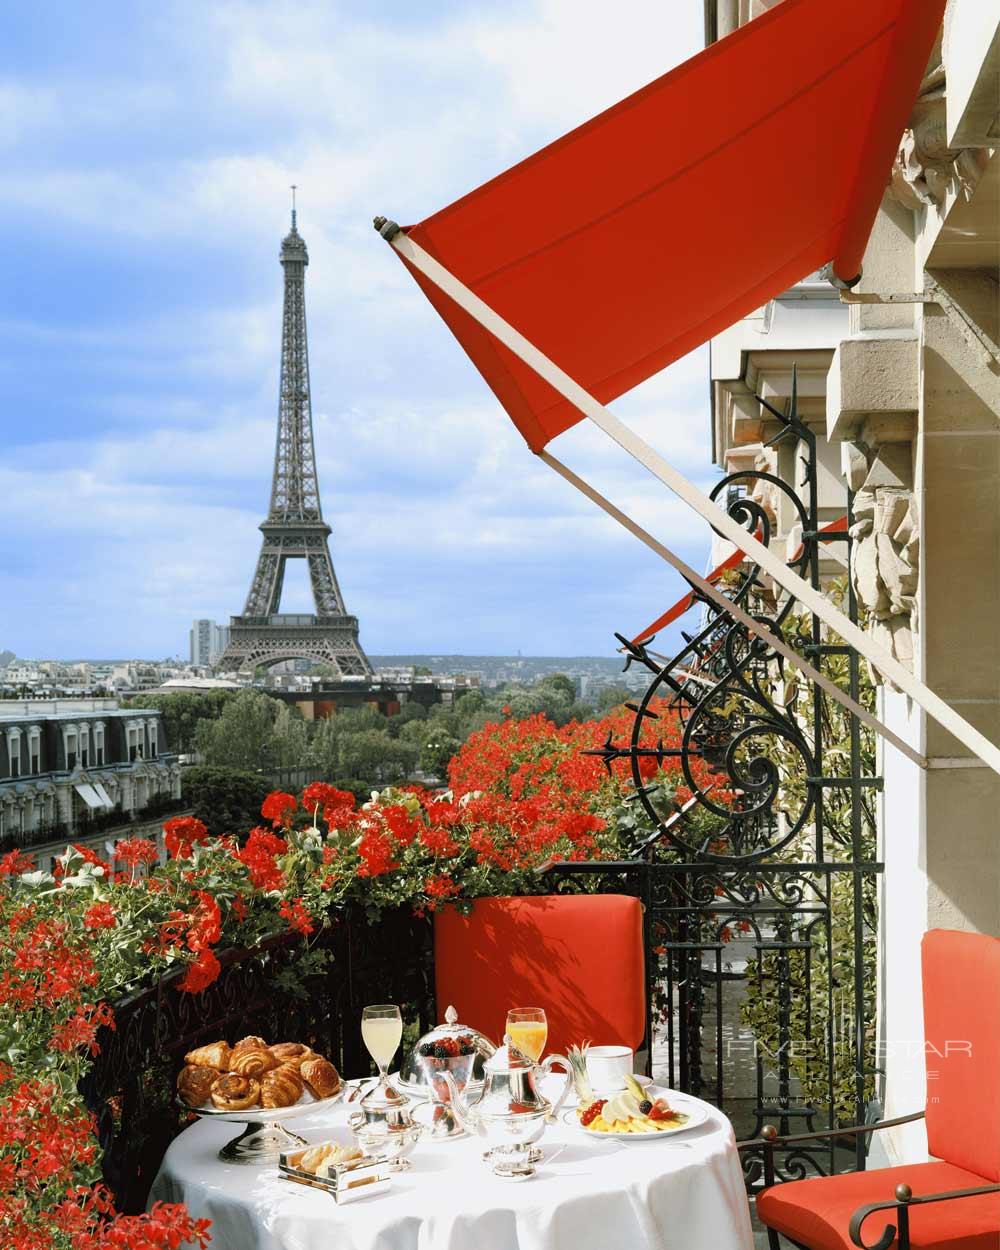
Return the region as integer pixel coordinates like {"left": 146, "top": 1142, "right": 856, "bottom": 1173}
{"left": 163, "top": 815, "right": 209, "bottom": 859}
{"left": 178, "top": 947, "right": 221, "bottom": 994}
{"left": 302, "top": 781, "right": 354, "bottom": 815}
{"left": 261, "top": 791, "right": 297, "bottom": 828}
{"left": 83, "top": 901, "right": 117, "bottom": 931}
{"left": 0, "top": 849, "right": 35, "bottom": 877}
{"left": 236, "top": 827, "right": 288, "bottom": 891}
{"left": 279, "top": 896, "right": 315, "bottom": 936}
{"left": 114, "top": 836, "right": 159, "bottom": 869}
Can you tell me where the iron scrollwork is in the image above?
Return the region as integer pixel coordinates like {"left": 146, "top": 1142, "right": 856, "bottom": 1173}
{"left": 571, "top": 373, "right": 882, "bottom": 1186}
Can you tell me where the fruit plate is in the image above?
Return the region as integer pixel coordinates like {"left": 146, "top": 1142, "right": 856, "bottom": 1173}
{"left": 571, "top": 1089, "right": 709, "bottom": 1141}
{"left": 550, "top": 1071, "right": 653, "bottom": 1108}
{"left": 180, "top": 1085, "right": 343, "bottom": 1125}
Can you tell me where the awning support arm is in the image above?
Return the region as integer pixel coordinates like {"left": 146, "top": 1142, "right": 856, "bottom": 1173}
{"left": 539, "top": 451, "right": 925, "bottom": 770}
{"left": 383, "top": 227, "right": 1000, "bottom": 779}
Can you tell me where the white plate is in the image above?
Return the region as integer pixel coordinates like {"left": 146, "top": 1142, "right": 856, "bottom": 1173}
{"left": 571, "top": 1088, "right": 708, "bottom": 1141}
{"left": 182, "top": 1085, "right": 343, "bottom": 1124}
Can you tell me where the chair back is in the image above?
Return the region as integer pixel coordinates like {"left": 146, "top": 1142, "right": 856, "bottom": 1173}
{"left": 434, "top": 894, "right": 646, "bottom": 1057}
{"left": 922, "top": 928, "right": 1000, "bottom": 1180}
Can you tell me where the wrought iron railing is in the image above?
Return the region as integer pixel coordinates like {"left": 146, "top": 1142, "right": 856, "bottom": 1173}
{"left": 553, "top": 376, "right": 880, "bottom": 1188}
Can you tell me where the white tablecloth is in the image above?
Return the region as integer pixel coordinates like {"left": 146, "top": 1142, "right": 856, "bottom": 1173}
{"left": 149, "top": 1091, "right": 753, "bottom": 1250}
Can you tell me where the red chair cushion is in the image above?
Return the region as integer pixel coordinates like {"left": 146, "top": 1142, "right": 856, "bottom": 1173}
{"left": 434, "top": 894, "right": 645, "bottom": 1056}
{"left": 922, "top": 930, "right": 1000, "bottom": 1182}
{"left": 757, "top": 1161, "right": 1000, "bottom": 1249}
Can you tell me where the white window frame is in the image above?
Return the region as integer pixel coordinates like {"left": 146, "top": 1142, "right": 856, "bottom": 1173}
{"left": 7, "top": 729, "right": 21, "bottom": 779}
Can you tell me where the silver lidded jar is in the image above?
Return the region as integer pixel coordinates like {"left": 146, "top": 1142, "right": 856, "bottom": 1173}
{"left": 398, "top": 1005, "right": 496, "bottom": 1139}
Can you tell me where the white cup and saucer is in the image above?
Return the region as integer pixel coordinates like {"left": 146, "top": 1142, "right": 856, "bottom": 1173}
{"left": 585, "top": 1045, "right": 646, "bottom": 1094}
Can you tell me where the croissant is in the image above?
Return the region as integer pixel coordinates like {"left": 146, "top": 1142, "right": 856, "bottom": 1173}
{"left": 269, "top": 1042, "right": 314, "bottom": 1069}
{"left": 260, "top": 1065, "right": 304, "bottom": 1109}
{"left": 300, "top": 1056, "right": 341, "bottom": 1099}
{"left": 229, "top": 1047, "right": 279, "bottom": 1078}
{"left": 184, "top": 1041, "right": 231, "bottom": 1070}
{"left": 210, "top": 1073, "right": 260, "bottom": 1111}
{"left": 232, "top": 1034, "right": 268, "bottom": 1055}
{"left": 177, "top": 1064, "right": 217, "bottom": 1108}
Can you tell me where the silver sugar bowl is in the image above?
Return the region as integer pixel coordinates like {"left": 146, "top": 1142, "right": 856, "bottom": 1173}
{"left": 348, "top": 1081, "right": 423, "bottom": 1171}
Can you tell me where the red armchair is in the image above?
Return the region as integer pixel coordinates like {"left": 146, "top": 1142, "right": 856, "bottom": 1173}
{"left": 744, "top": 929, "right": 1000, "bottom": 1249}
{"left": 434, "top": 894, "right": 646, "bottom": 1056}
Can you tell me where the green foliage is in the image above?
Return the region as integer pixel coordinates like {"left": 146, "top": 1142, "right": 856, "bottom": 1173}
{"left": 124, "top": 688, "right": 236, "bottom": 753}
{"left": 193, "top": 689, "right": 284, "bottom": 769}
{"left": 268, "top": 702, "right": 310, "bottom": 768}
{"left": 337, "top": 730, "right": 417, "bottom": 783}
{"left": 182, "top": 765, "right": 271, "bottom": 838}
{"left": 595, "top": 683, "right": 630, "bottom": 711}
{"left": 416, "top": 726, "right": 462, "bottom": 777}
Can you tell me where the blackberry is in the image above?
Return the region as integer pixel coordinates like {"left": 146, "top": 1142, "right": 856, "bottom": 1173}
{"left": 638, "top": 1099, "right": 653, "bottom": 1116}
{"left": 433, "top": 1043, "right": 450, "bottom": 1059}
{"left": 419, "top": 1043, "right": 436, "bottom": 1058}
{"left": 460, "top": 1042, "right": 474, "bottom": 1056}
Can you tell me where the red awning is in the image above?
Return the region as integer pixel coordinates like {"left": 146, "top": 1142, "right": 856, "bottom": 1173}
{"left": 631, "top": 515, "right": 849, "bottom": 646}
{"left": 396, "top": 0, "right": 943, "bottom": 452}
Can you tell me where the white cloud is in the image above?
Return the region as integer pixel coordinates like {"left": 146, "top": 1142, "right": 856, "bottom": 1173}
{"left": 1, "top": 0, "right": 714, "bottom": 658}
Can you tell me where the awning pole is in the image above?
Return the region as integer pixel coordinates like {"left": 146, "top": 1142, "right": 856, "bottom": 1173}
{"left": 384, "top": 228, "right": 1000, "bottom": 779}
{"left": 539, "top": 451, "right": 926, "bottom": 770}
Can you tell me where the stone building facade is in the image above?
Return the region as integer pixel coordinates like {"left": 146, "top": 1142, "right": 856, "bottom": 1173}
{"left": 707, "top": 0, "right": 1000, "bottom": 1165}
{"left": 0, "top": 699, "right": 183, "bottom": 870}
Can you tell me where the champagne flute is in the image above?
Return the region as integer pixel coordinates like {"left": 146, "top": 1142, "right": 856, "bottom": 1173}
{"left": 361, "top": 1004, "right": 403, "bottom": 1090}
{"left": 506, "top": 1007, "right": 548, "bottom": 1062}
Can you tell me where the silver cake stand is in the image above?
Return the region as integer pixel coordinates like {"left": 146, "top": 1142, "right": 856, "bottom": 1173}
{"left": 180, "top": 1087, "right": 343, "bottom": 1164}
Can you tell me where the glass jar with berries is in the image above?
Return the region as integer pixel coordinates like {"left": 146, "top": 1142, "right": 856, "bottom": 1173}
{"left": 398, "top": 1006, "right": 496, "bottom": 1137}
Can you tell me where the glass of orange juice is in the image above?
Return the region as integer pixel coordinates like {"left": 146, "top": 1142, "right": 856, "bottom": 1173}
{"left": 506, "top": 1007, "right": 548, "bottom": 1062}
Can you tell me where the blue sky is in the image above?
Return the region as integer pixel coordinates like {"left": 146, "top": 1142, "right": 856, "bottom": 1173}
{"left": 1, "top": 0, "right": 717, "bottom": 660}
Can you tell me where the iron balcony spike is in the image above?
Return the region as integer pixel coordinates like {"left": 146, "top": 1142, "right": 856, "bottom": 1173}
{"left": 624, "top": 701, "right": 658, "bottom": 720}
{"left": 613, "top": 631, "right": 661, "bottom": 675}
{"left": 624, "top": 784, "right": 659, "bottom": 803}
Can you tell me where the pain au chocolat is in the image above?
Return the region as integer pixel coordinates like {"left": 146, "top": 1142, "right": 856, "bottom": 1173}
{"left": 229, "top": 1047, "right": 280, "bottom": 1079}
{"left": 300, "top": 1056, "right": 341, "bottom": 1099}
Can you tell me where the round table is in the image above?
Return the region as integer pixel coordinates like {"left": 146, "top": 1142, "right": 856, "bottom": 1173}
{"left": 149, "top": 1090, "right": 754, "bottom": 1250}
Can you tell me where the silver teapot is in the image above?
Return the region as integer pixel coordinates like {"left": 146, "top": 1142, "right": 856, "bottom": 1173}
{"left": 444, "top": 1035, "right": 572, "bottom": 1173}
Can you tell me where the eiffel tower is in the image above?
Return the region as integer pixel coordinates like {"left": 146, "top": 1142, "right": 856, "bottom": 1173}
{"left": 218, "top": 199, "right": 373, "bottom": 676}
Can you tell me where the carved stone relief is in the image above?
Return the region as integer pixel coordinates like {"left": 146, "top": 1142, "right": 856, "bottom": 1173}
{"left": 889, "top": 60, "right": 990, "bottom": 210}
{"left": 843, "top": 442, "right": 919, "bottom": 683}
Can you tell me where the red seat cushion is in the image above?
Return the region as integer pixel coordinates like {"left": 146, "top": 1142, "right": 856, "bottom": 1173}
{"left": 757, "top": 1161, "right": 1000, "bottom": 1249}
{"left": 434, "top": 894, "right": 645, "bottom": 1056}
{"left": 922, "top": 930, "right": 1000, "bottom": 1182}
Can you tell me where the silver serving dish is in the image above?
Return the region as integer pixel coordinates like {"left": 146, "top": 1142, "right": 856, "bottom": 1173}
{"left": 398, "top": 1005, "right": 496, "bottom": 1101}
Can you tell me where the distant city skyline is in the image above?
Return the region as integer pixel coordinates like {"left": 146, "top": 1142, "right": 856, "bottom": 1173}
{"left": 3, "top": 2, "right": 714, "bottom": 660}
